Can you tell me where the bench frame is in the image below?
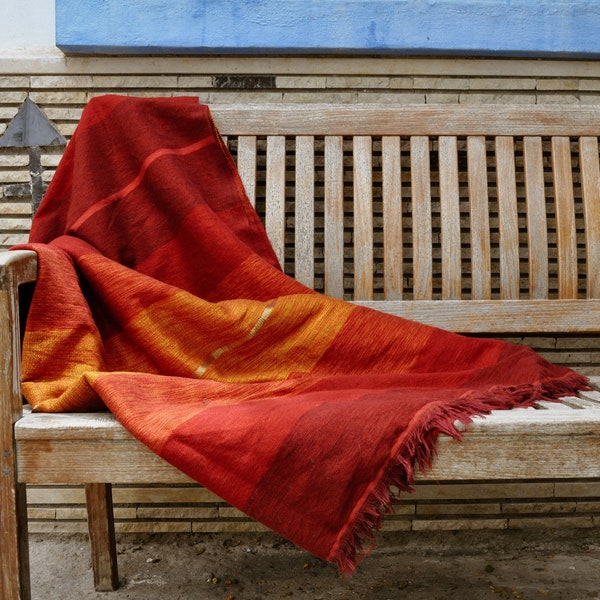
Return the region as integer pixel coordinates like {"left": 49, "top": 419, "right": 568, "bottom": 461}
{"left": 3, "top": 104, "right": 600, "bottom": 599}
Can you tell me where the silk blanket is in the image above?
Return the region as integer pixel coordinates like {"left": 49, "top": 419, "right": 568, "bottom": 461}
{"left": 16, "top": 95, "right": 589, "bottom": 572}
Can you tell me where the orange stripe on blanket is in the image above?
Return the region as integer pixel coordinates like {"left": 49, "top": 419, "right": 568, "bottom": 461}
{"left": 24, "top": 372, "right": 105, "bottom": 413}
{"left": 22, "top": 329, "right": 105, "bottom": 411}
{"left": 122, "top": 291, "right": 283, "bottom": 379}
{"left": 195, "top": 301, "right": 276, "bottom": 376}
{"left": 69, "top": 135, "right": 216, "bottom": 232}
{"left": 198, "top": 294, "right": 355, "bottom": 383}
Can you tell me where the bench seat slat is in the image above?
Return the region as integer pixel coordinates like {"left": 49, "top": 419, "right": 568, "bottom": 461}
{"left": 559, "top": 395, "right": 600, "bottom": 409}
{"left": 17, "top": 401, "right": 600, "bottom": 441}
{"left": 577, "top": 389, "right": 600, "bottom": 405}
{"left": 534, "top": 400, "right": 578, "bottom": 411}
{"left": 16, "top": 404, "right": 600, "bottom": 484}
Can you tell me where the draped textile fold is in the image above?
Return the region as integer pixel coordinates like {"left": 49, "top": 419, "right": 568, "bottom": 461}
{"left": 16, "top": 95, "right": 589, "bottom": 572}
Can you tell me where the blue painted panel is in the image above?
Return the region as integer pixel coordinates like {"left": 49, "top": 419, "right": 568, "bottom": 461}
{"left": 56, "top": 0, "right": 600, "bottom": 56}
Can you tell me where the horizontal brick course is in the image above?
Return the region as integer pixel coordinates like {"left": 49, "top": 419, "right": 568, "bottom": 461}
{"left": 0, "top": 218, "right": 32, "bottom": 231}
{"left": 413, "top": 518, "right": 508, "bottom": 531}
{"left": 0, "top": 233, "right": 30, "bottom": 245}
{"left": 23, "top": 480, "right": 600, "bottom": 534}
{"left": 0, "top": 155, "right": 29, "bottom": 167}
{"left": 136, "top": 507, "right": 218, "bottom": 520}
{"left": 508, "top": 516, "right": 595, "bottom": 529}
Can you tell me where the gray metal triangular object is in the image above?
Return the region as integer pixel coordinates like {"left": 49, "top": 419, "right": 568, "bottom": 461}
{"left": 0, "top": 97, "right": 67, "bottom": 147}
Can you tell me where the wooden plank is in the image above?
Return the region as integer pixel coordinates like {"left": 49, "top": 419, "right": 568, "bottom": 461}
{"left": 16, "top": 408, "right": 600, "bottom": 485}
{"left": 579, "top": 136, "right": 600, "bottom": 299}
{"left": 559, "top": 395, "right": 600, "bottom": 409}
{"left": 324, "top": 136, "right": 345, "bottom": 299}
{"left": 351, "top": 298, "right": 600, "bottom": 333}
{"left": 523, "top": 136, "right": 549, "bottom": 299}
{"left": 85, "top": 483, "right": 118, "bottom": 592}
{"left": 0, "top": 250, "right": 35, "bottom": 600}
{"left": 578, "top": 389, "right": 600, "bottom": 406}
{"left": 265, "top": 135, "right": 286, "bottom": 268}
{"left": 0, "top": 478, "right": 30, "bottom": 600}
{"left": 17, "top": 438, "right": 195, "bottom": 485}
{"left": 15, "top": 410, "right": 131, "bottom": 440}
{"left": 294, "top": 136, "right": 315, "bottom": 288}
{"left": 211, "top": 105, "right": 600, "bottom": 137}
{"left": 0, "top": 250, "right": 38, "bottom": 285}
{"left": 495, "top": 136, "right": 520, "bottom": 300}
{"left": 438, "top": 136, "right": 462, "bottom": 300}
{"left": 467, "top": 136, "right": 491, "bottom": 300}
{"left": 382, "top": 136, "right": 403, "bottom": 300}
{"left": 551, "top": 136, "right": 578, "bottom": 299}
{"left": 236, "top": 135, "right": 257, "bottom": 208}
{"left": 535, "top": 400, "right": 576, "bottom": 411}
{"left": 425, "top": 413, "right": 600, "bottom": 480}
{"left": 353, "top": 136, "right": 374, "bottom": 300}
{"left": 410, "top": 136, "right": 433, "bottom": 300}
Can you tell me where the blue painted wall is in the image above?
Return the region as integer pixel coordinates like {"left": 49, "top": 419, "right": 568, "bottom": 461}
{"left": 56, "top": 0, "right": 600, "bottom": 56}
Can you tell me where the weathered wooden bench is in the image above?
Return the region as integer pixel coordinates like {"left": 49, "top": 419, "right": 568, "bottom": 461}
{"left": 3, "top": 104, "right": 600, "bottom": 599}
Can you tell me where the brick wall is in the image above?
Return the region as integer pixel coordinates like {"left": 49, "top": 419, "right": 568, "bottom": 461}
{"left": 3, "top": 56, "right": 600, "bottom": 250}
{"left": 2, "top": 55, "right": 600, "bottom": 534}
{"left": 27, "top": 480, "right": 600, "bottom": 536}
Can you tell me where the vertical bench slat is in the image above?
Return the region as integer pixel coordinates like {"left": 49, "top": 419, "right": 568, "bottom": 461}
{"left": 411, "top": 136, "right": 433, "bottom": 300}
{"left": 353, "top": 136, "right": 374, "bottom": 300}
{"left": 467, "top": 136, "right": 492, "bottom": 300}
{"left": 523, "top": 136, "right": 549, "bottom": 299}
{"left": 551, "top": 136, "right": 578, "bottom": 299}
{"left": 236, "top": 136, "right": 257, "bottom": 208}
{"left": 294, "top": 136, "right": 315, "bottom": 289}
{"left": 265, "top": 136, "right": 287, "bottom": 268}
{"left": 495, "top": 136, "right": 520, "bottom": 300}
{"left": 439, "top": 136, "right": 462, "bottom": 300}
{"left": 382, "top": 136, "right": 403, "bottom": 300}
{"left": 324, "top": 136, "right": 345, "bottom": 299}
{"left": 579, "top": 136, "right": 600, "bottom": 299}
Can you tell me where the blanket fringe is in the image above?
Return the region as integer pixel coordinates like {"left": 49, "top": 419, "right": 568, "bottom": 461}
{"left": 333, "top": 370, "right": 591, "bottom": 575}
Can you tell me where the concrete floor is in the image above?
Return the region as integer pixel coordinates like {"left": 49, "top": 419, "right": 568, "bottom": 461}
{"left": 28, "top": 529, "right": 600, "bottom": 599}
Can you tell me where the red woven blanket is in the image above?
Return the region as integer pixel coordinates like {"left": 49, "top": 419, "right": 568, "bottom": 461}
{"left": 17, "top": 95, "right": 589, "bottom": 572}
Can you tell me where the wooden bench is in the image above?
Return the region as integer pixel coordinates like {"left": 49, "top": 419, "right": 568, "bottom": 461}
{"left": 3, "top": 104, "right": 600, "bottom": 599}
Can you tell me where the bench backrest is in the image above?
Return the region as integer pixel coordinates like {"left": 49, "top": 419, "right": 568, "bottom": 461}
{"left": 211, "top": 104, "right": 600, "bottom": 334}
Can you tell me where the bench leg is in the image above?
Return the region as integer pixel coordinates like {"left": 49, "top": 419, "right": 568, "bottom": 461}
{"left": 0, "top": 480, "right": 31, "bottom": 600}
{"left": 85, "top": 483, "right": 119, "bottom": 591}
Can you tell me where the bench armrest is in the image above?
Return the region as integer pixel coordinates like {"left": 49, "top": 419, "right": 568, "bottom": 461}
{"left": 0, "top": 250, "right": 38, "bottom": 290}
{"left": 0, "top": 249, "right": 37, "bottom": 599}
{"left": 0, "top": 250, "right": 38, "bottom": 420}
